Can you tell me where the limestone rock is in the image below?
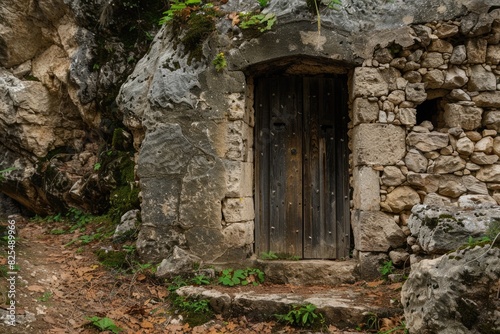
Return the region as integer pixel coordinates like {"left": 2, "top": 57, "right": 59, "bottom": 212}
{"left": 402, "top": 246, "right": 500, "bottom": 334}
{"left": 389, "top": 249, "right": 410, "bottom": 266}
{"left": 448, "top": 89, "right": 471, "bottom": 101}
{"left": 433, "top": 155, "right": 466, "bottom": 174}
{"left": 423, "top": 192, "right": 452, "bottom": 206}
{"left": 352, "top": 98, "right": 379, "bottom": 125}
{"left": 422, "top": 69, "right": 444, "bottom": 89}
{"left": 462, "top": 175, "right": 488, "bottom": 195}
{"left": 352, "top": 210, "right": 406, "bottom": 252}
{"left": 405, "top": 83, "right": 426, "bottom": 104}
{"left": 443, "top": 104, "right": 482, "bottom": 130}
{"left": 406, "top": 131, "right": 449, "bottom": 152}
{"left": 421, "top": 52, "right": 444, "bottom": 68}
{"left": 458, "top": 194, "right": 497, "bottom": 208}
{"left": 477, "top": 165, "right": 500, "bottom": 182}
{"left": 353, "top": 124, "right": 406, "bottom": 166}
{"left": 468, "top": 65, "right": 497, "bottom": 91}
{"left": 482, "top": 110, "right": 500, "bottom": 132}
{"left": 407, "top": 173, "right": 440, "bottom": 193}
{"left": 442, "top": 66, "right": 468, "bottom": 89}
{"left": 494, "top": 136, "right": 500, "bottom": 156}
{"left": 472, "top": 91, "right": 500, "bottom": 107}
{"left": 436, "top": 24, "right": 459, "bottom": 38}
{"left": 466, "top": 38, "right": 487, "bottom": 64}
{"left": 407, "top": 204, "right": 498, "bottom": 254}
{"left": 382, "top": 186, "right": 420, "bottom": 213}
{"left": 381, "top": 166, "right": 405, "bottom": 186}
{"left": 474, "top": 136, "right": 494, "bottom": 153}
{"left": 455, "top": 136, "right": 474, "bottom": 155}
{"left": 113, "top": 209, "right": 140, "bottom": 242}
{"left": 352, "top": 68, "right": 388, "bottom": 97}
{"left": 156, "top": 246, "right": 202, "bottom": 278}
{"left": 353, "top": 166, "right": 380, "bottom": 211}
{"left": 405, "top": 149, "right": 428, "bottom": 173}
{"left": 470, "top": 152, "right": 499, "bottom": 165}
{"left": 450, "top": 45, "right": 466, "bottom": 64}
{"left": 438, "top": 177, "right": 466, "bottom": 198}
{"left": 222, "top": 197, "right": 255, "bottom": 223}
{"left": 399, "top": 108, "right": 417, "bottom": 126}
{"left": 486, "top": 44, "right": 500, "bottom": 64}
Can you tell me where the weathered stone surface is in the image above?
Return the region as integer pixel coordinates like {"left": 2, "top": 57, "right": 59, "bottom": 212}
{"left": 486, "top": 44, "right": 500, "bottom": 64}
{"left": 389, "top": 249, "right": 410, "bottom": 266}
{"left": 462, "top": 175, "right": 489, "bottom": 194}
{"left": 474, "top": 136, "right": 494, "bottom": 153}
{"left": 458, "top": 194, "right": 497, "bottom": 208}
{"left": 433, "top": 155, "right": 466, "bottom": 174}
{"left": 443, "top": 104, "right": 482, "bottom": 130}
{"left": 382, "top": 186, "right": 420, "bottom": 213}
{"left": 407, "top": 204, "right": 498, "bottom": 254}
{"left": 423, "top": 192, "right": 452, "bottom": 206}
{"left": 450, "top": 45, "right": 466, "bottom": 64}
{"left": 437, "top": 177, "right": 466, "bottom": 198}
{"left": 353, "top": 166, "right": 380, "bottom": 211}
{"left": 466, "top": 38, "right": 487, "bottom": 63}
{"left": 405, "top": 83, "right": 426, "bottom": 104}
{"left": 455, "top": 136, "right": 475, "bottom": 155}
{"left": 406, "top": 132, "right": 449, "bottom": 152}
{"left": 470, "top": 152, "right": 499, "bottom": 165}
{"left": 353, "top": 124, "right": 406, "bottom": 166}
{"left": 422, "top": 69, "right": 444, "bottom": 88}
{"left": 113, "top": 209, "right": 140, "bottom": 242}
{"left": 156, "top": 246, "right": 202, "bottom": 278}
{"left": 477, "top": 165, "right": 500, "bottom": 182}
{"left": 356, "top": 251, "right": 389, "bottom": 280}
{"left": 352, "top": 210, "right": 406, "bottom": 252}
{"left": 352, "top": 68, "right": 388, "bottom": 97}
{"left": 399, "top": 108, "right": 417, "bottom": 126}
{"left": 407, "top": 173, "right": 440, "bottom": 193}
{"left": 421, "top": 52, "right": 444, "bottom": 68}
{"left": 257, "top": 260, "right": 357, "bottom": 286}
{"left": 405, "top": 149, "right": 428, "bottom": 173}
{"left": 436, "top": 23, "right": 459, "bottom": 38}
{"left": 402, "top": 247, "right": 500, "bottom": 334}
{"left": 468, "top": 65, "right": 497, "bottom": 91}
{"left": 448, "top": 88, "right": 471, "bottom": 101}
{"left": 381, "top": 166, "right": 405, "bottom": 186}
{"left": 442, "top": 66, "right": 468, "bottom": 89}
{"left": 472, "top": 91, "right": 500, "bottom": 107}
{"left": 222, "top": 197, "right": 254, "bottom": 223}
{"left": 482, "top": 110, "right": 500, "bottom": 131}
{"left": 222, "top": 221, "right": 254, "bottom": 249}
{"left": 224, "top": 161, "right": 253, "bottom": 197}
{"left": 352, "top": 98, "right": 379, "bottom": 125}
{"left": 387, "top": 90, "right": 405, "bottom": 105}
{"left": 494, "top": 136, "right": 500, "bottom": 156}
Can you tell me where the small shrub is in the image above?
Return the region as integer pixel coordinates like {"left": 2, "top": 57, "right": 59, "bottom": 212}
{"left": 218, "top": 268, "right": 264, "bottom": 286}
{"left": 275, "top": 304, "right": 324, "bottom": 328}
{"left": 379, "top": 260, "right": 394, "bottom": 279}
{"left": 86, "top": 316, "right": 123, "bottom": 333}
{"left": 212, "top": 52, "right": 227, "bottom": 72}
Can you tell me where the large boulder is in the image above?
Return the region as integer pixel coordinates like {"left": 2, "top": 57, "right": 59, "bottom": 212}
{"left": 402, "top": 246, "right": 500, "bottom": 334}
{"left": 408, "top": 204, "right": 500, "bottom": 254}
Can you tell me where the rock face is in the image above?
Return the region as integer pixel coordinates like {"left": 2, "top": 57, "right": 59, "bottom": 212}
{"left": 402, "top": 246, "right": 500, "bottom": 334}
{"left": 0, "top": 0, "right": 161, "bottom": 214}
{"left": 407, "top": 204, "right": 500, "bottom": 254}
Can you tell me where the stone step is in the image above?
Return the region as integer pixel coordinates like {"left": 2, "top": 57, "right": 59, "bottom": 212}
{"left": 176, "top": 284, "right": 402, "bottom": 329}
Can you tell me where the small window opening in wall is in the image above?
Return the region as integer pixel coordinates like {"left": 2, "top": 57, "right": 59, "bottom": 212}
{"left": 416, "top": 99, "right": 440, "bottom": 128}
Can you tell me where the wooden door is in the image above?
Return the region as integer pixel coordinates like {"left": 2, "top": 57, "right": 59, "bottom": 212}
{"left": 255, "top": 75, "right": 350, "bottom": 259}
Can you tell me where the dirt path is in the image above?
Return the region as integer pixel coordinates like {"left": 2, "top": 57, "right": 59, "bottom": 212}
{"left": 0, "top": 217, "right": 403, "bottom": 334}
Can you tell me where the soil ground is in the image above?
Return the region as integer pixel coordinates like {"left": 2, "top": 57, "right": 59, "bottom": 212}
{"left": 0, "top": 216, "right": 405, "bottom": 334}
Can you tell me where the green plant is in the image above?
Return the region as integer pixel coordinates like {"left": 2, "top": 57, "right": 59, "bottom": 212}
{"left": 260, "top": 251, "right": 279, "bottom": 260}
{"left": 239, "top": 12, "right": 276, "bottom": 32}
{"left": 275, "top": 304, "right": 324, "bottom": 327}
{"left": 86, "top": 316, "right": 123, "bottom": 333}
{"left": 257, "top": 0, "right": 269, "bottom": 7}
{"left": 218, "top": 268, "right": 265, "bottom": 286}
{"left": 379, "top": 260, "right": 394, "bottom": 279}
{"left": 122, "top": 245, "right": 136, "bottom": 254}
{"left": 0, "top": 167, "right": 16, "bottom": 182}
{"left": 38, "top": 291, "right": 52, "bottom": 302}
{"left": 192, "top": 274, "right": 211, "bottom": 285}
{"left": 378, "top": 321, "right": 409, "bottom": 334}
{"left": 159, "top": 0, "right": 202, "bottom": 25}
{"left": 132, "top": 261, "right": 157, "bottom": 274}
{"left": 168, "top": 276, "right": 189, "bottom": 292}
{"left": 49, "top": 228, "right": 66, "bottom": 235}
{"left": 93, "top": 162, "right": 102, "bottom": 171}
{"left": 212, "top": 52, "right": 227, "bottom": 72}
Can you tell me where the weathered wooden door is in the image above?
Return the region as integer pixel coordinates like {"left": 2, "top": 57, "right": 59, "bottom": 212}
{"left": 255, "top": 75, "right": 350, "bottom": 259}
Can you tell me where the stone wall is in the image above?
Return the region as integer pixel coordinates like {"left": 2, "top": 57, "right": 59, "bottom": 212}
{"left": 352, "top": 9, "right": 500, "bottom": 267}
{"left": 115, "top": 0, "right": 500, "bottom": 270}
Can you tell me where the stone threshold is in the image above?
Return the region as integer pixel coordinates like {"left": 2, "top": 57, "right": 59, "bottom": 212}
{"left": 176, "top": 284, "right": 402, "bottom": 329}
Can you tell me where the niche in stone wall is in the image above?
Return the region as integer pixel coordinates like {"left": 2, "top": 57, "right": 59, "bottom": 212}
{"left": 416, "top": 98, "right": 440, "bottom": 128}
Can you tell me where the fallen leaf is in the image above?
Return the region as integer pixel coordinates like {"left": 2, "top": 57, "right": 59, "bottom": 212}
{"left": 43, "top": 316, "right": 56, "bottom": 324}
{"left": 141, "top": 320, "right": 154, "bottom": 329}
{"left": 27, "top": 285, "right": 46, "bottom": 292}
{"left": 366, "top": 280, "right": 384, "bottom": 287}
